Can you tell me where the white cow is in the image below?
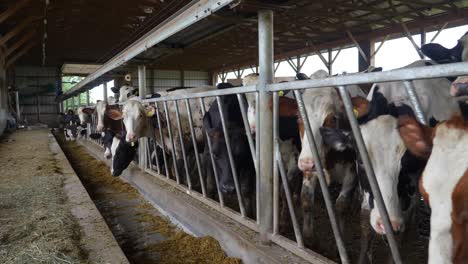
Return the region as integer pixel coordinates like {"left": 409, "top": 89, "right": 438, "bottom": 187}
{"left": 398, "top": 114, "right": 467, "bottom": 264}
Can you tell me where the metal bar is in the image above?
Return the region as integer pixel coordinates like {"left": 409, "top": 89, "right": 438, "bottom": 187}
{"left": 370, "top": 35, "right": 389, "bottom": 59}
{"left": 155, "top": 103, "right": 169, "bottom": 177}
{"left": 294, "top": 90, "right": 350, "bottom": 264}
{"left": 298, "top": 55, "right": 308, "bottom": 72}
{"left": 174, "top": 100, "right": 191, "bottom": 189}
{"left": 103, "top": 82, "right": 108, "bottom": 103}
{"left": 274, "top": 61, "right": 281, "bottom": 73}
{"left": 199, "top": 97, "right": 225, "bottom": 206}
{"left": 144, "top": 85, "right": 257, "bottom": 103}
{"left": 275, "top": 140, "right": 304, "bottom": 248}
{"left": 62, "top": 0, "right": 235, "bottom": 99}
{"left": 430, "top": 22, "right": 448, "bottom": 43}
{"left": 347, "top": 30, "right": 368, "bottom": 63}
{"left": 216, "top": 95, "right": 246, "bottom": 217}
{"left": 337, "top": 85, "right": 402, "bottom": 264}
{"left": 236, "top": 93, "right": 257, "bottom": 170}
{"left": 273, "top": 92, "right": 279, "bottom": 235}
{"left": 286, "top": 58, "right": 298, "bottom": 73}
{"left": 331, "top": 48, "right": 342, "bottom": 65}
{"left": 163, "top": 101, "right": 180, "bottom": 184}
{"left": 138, "top": 65, "right": 147, "bottom": 100}
{"left": 185, "top": 98, "right": 206, "bottom": 197}
{"left": 152, "top": 136, "right": 161, "bottom": 174}
{"left": 86, "top": 90, "right": 90, "bottom": 105}
{"left": 403, "top": 80, "right": 427, "bottom": 125}
{"left": 15, "top": 91, "right": 20, "bottom": 121}
{"left": 255, "top": 92, "right": 260, "bottom": 223}
{"left": 268, "top": 61, "right": 468, "bottom": 92}
{"left": 258, "top": 9, "right": 274, "bottom": 240}
{"left": 401, "top": 22, "right": 425, "bottom": 59}
{"left": 327, "top": 49, "right": 333, "bottom": 75}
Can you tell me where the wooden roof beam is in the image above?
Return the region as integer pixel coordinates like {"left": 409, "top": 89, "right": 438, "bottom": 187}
{"left": 4, "top": 29, "right": 36, "bottom": 58}
{"left": 0, "top": 0, "right": 32, "bottom": 24}
{"left": 0, "top": 16, "right": 38, "bottom": 46}
{"left": 5, "top": 41, "right": 37, "bottom": 69}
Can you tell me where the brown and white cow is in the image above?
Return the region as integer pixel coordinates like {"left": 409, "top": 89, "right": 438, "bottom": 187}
{"left": 398, "top": 114, "right": 468, "bottom": 264}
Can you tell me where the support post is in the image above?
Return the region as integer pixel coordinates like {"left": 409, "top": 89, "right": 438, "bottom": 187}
{"left": 138, "top": 65, "right": 147, "bottom": 100}
{"left": 103, "top": 82, "right": 108, "bottom": 103}
{"left": 15, "top": 91, "right": 20, "bottom": 121}
{"left": 86, "top": 90, "right": 90, "bottom": 106}
{"left": 358, "top": 40, "right": 373, "bottom": 72}
{"left": 258, "top": 9, "right": 274, "bottom": 243}
{"left": 328, "top": 48, "right": 333, "bottom": 75}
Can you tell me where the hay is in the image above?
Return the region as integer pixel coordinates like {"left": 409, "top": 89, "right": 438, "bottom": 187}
{"left": 57, "top": 135, "right": 241, "bottom": 264}
{"left": 0, "top": 129, "right": 88, "bottom": 264}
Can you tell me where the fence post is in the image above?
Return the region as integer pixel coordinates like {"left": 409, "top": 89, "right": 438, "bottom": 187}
{"left": 258, "top": 9, "right": 274, "bottom": 242}
{"left": 138, "top": 65, "right": 147, "bottom": 100}
{"left": 103, "top": 82, "right": 108, "bottom": 103}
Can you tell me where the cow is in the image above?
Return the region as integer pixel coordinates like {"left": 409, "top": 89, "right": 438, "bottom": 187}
{"left": 77, "top": 106, "right": 94, "bottom": 126}
{"left": 111, "top": 85, "right": 138, "bottom": 103}
{"left": 451, "top": 76, "right": 468, "bottom": 97}
{"left": 201, "top": 93, "right": 256, "bottom": 217}
{"left": 398, "top": 114, "right": 467, "bottom": 264}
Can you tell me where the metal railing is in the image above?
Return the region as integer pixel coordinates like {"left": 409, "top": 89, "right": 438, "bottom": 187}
{"left": 81, "top": 60, "right": 468, "bottom": 264}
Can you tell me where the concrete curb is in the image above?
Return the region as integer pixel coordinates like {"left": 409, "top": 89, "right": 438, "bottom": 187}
{"left": 49, "top": 134, "right": 129, "bottom": 264}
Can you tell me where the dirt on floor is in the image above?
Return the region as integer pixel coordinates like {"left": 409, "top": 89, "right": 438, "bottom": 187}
{"left": 57, "top": 135, "right": 241, "bottom": 264}
{"left": 0, "top": 129, "right": 88, "bottom": 264}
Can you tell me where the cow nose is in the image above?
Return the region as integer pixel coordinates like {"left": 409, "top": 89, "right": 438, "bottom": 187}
{"left": 298, "top": 158, "right": 315, "bottom": 172}
{"left": 221, "top": 183, "right": 235, "bottom": 194}
{"left": 376, "top": 217, "right": 403, "bottom": 234}
{"left": 451, "top": 82, "right": 468, "bottom": 97}
{"left": 126, "top": 133, "right": 137, "bottom": 142}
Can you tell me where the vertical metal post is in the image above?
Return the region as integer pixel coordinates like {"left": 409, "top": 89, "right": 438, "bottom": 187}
{"left": 163, "top": 101, "right": 180, "bottom": 184}
{"left": 86, "top": 90, "right": 90, "bottom": 106}
{"left": 155, "top": 103, "right": 169, "bottom": 177}
{"left": 65, "top": 99, "right": 68, "bottom": 111}
{"left": 255, "top": 92, "right": 260, "bottom": 223}
{"left": 139, "top": 65, "right": 147, "bottom": 100}
{"left": 236, "top": 94, "right": 257, "bottom": 169}
{"left": 103, "top": 82, "right": 108, "bottom": 103}
{"left": 15, "top": 91, "right": 20, "bottom": 120}
{"left": 328, "top": 48, "right": 333, "bottom": 75}
{"left": 337, "top": 85, "right": 403, "bottom": 264}
{"left": 272, "top": 92, "right": 279, "bottom": 234}
{"left": 174, "top": 100, "right": 192, "bottom": 190}
{"left": 420, "top": 28, "right": 426, "bottom": 47}
{"left": 403, "top": 80, "right": 427, "bottom": 125}
{"left": 185, "top": 98, "right": 206, "bottom": 196}
{"left": 258, "top": 9, "right": 274, "bottom": 241}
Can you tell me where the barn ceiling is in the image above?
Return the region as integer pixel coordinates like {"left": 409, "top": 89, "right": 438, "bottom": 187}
{"left": 1, "top": 0, "right": 468, "bottom": 72}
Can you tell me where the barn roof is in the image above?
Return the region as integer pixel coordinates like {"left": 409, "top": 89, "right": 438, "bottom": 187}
{"left": 2, "top": 0, "right": 468, "bottom": 95}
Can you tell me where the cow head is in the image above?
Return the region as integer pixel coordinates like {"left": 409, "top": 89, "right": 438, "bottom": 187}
{"left": 95, "top": 100, "right": 107, "bottom": 132}
{"left": 203, "top": 95, "right": 252, "bottom": 194}
{"left": 117, "top": 85, "right": 138, "bottom": 103}
{"left": 106, "top": 100, "right": 154, "bottom": 143}
{"left": 110, "top": 134, "right": 139, "bottom": 177}
{"left": 77, "top": 106, "right": 94, "bottom": 126}
{"left": 338, "top": 90, "right": 428, "bottom": 235}
{"left": 451, "top": 76, "right": 468, "bottom": 97}
{"left": 398, "top": 114, "right": 468, "bottom": 264}
{"left": 65, "top": 121, "right": 78, "bottom": 141}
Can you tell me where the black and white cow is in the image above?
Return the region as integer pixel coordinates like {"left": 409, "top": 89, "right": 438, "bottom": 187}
{"left": 201, "top": 93, "right": 256, "bottom": 217}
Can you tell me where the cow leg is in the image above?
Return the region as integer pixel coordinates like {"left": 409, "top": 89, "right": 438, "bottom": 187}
{"left": 336, "top": 164, "right": 358, "bottom": 234}
{"left": 301, "top": 173, "right": 318, "bottom": 242}
{"left": 358, "top": 207, "right": 374, "bottom": 264}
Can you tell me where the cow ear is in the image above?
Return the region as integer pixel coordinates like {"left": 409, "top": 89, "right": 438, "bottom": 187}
{"left": 397, "top": 115, "right": 434, "bottom": 159}
{"left": 111, "top": 87, "right": 119, "bottom": 94}
{"left": 421, "top": 43, "right": 452, "bottom": 63}
{"left": 320, "top": 127, "right": 352, "bottom": 152}
{"left": 203, "top": 113, "right": 214, "bottom": 135}
{"left": 106, "top": 108, "right": 123, "bottom": 120}
{"left": 82, "top": 107, "right": 94, "bottom": 114}
{"left": 351, "top": 96, "right": 370, "bottom": 118}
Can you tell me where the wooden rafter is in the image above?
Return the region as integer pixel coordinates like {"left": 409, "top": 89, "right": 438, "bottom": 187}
{"left": 0, "top": 16, "right": 38, "bottom": 47}
{"left": 5, "top": 29, "right": 36, "bottom": 58}
{"left": 0, "top": 0, "right": 32, "bottom": 24}
{"left": 5, "top": 41, "right": 37, "bottom": 68}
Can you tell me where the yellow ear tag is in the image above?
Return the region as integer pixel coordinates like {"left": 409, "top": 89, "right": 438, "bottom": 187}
{"left": 353, "top": 108, "right": 359, "bottom": 117}
{"left": 131, "top": 142, "right": 135, "bottom": 147}
{"left": 279, "top": 90, "right": 284, "bottom": 97}
{"left": 147, "top": 110, "right": 155, "bottom": 117}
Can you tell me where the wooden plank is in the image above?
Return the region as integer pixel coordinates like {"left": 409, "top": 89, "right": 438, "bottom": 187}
{"left": 5, "top": 41, "right": 37, "bottom": 69}
{"left": 0, "top": 16, "right": 37, "bottom": 46}
{"left": 5, "top": 29, "right": 36, "bottom": 57}
{"left": 0, "top": 0, "right": 32, "bottom": 24}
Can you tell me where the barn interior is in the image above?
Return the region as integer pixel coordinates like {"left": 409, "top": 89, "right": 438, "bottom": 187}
{"left": 0, "top": 0, "right": 468, "bottom": 263}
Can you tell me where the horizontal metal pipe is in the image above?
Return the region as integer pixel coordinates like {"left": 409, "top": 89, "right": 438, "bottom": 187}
{"left": 269, "top": 61, "right": 468, "bottom": 92}
{"left": 143, "top": 85, "right": 257, "bottom": 103}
